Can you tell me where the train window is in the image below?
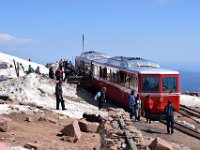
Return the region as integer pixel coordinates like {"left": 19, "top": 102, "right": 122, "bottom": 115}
{"left": 103, "top": 67, "right": 107, "bottom": 79}
{"left": 94, "top": 65, "right": 99, "bottom": 76}
{"left": 130, "top": 76, "right": 138, "bottom": 90}
{"left": 142, "top": 77, "right": 159, "bottom": 92}
{"left": 106, "top": 68, "right": 111, "bottom": 81}
{"left": 110, "top": 69, "right": 118, "bottom": 83}
{"left": 119, "top": 71, "right": 125, "bottom": 84}
{"left": 162, "top": 77, "right": 177, "bottom": 92}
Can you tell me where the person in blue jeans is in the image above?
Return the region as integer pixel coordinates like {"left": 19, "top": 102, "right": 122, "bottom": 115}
{"left": 129, "top": 90, "right": 135, "bottom": 119}
{"left": 164, "top": 100, "right": 176, "bottom": 134}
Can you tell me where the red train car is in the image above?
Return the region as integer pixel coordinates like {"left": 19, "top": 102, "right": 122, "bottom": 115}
{"left": 75, "top": 51, "right": 180, "bottom": 114}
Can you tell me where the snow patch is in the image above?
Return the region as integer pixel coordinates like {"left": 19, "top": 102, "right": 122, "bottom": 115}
{"left": 180, "top": 95, "right": 200, "bottom": 107}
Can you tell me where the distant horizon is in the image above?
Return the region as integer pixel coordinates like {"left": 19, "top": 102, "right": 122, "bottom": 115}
{"left": 1, "top": 50, "right": 200, "bottom": 74}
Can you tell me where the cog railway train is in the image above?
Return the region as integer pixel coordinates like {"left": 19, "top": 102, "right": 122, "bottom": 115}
{"left": 75, "top": 51, "right": 180, "bottom": 114}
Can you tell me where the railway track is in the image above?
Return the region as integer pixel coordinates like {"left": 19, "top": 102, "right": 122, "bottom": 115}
{"left": 160, "top": 119, "right": 200, "bottom": 140}
{"left": 179, "top": 105, "right": 200, "bottom": 119}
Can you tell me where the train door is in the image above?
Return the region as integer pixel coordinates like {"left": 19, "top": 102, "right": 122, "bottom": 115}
{"left": 161, "top": 74, "right": 180, "bottom": 112}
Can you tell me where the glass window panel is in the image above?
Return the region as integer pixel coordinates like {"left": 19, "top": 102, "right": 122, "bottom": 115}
{"left": 162, "top": 77, "right": 177, "bottom": 92}
{"left": 142, "top": 77, "right": 159, "bottom": 92}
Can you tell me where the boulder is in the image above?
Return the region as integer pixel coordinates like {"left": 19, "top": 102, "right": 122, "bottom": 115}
{"left": 0, "top": 142, "right": 11, "bottom": 150}
{"left": 78, "top": 118, "right": 100, "bottom": 133}
{"left": 60, "top": 120, "right": 81, "bottom": 141}
{"left": 0, "top": 116, "right": 12, "bottom": 132}
{"left": 24, "top": 142, "right": 40, "bottom": 150}
{"left": 149, "top": 137, "right": 173, "bottom": 150}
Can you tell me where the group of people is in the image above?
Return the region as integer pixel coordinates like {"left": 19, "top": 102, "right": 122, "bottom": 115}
{"left": 129, "top": 90, "right": 175, "bottom": 134}
{"left": 129, "top": 90, "right": 143, "bottom": 121}
{"left": 49, "top": 59, "right": 81, "bottom": 81}
{"left": 27, "top": 65, "right": 41, "bottom": 74}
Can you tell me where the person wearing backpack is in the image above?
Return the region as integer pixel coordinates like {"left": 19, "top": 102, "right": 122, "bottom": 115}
{"left": 94, "top": 87, "right": 106, "bottom": 110}
{"left": 144, "top": 95, "right": 153, "bottom": 123}
{"left": 164, "top": 100, "right": 176, "bottom": 134}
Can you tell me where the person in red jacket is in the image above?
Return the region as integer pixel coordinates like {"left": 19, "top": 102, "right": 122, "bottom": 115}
{"left": 144, "top": 95, "right": 153, "bottom": 123}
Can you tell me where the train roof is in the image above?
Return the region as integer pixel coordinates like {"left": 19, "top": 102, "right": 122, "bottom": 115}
{"left": 76, "top": 51, "right": 109, "bottom": 61}
{"left": 107, "top": 56, "right": 160, "bottom": 68}
{"left": 78, "top": 51, "right": 179, "bottom": 75}
{"left": 93, "top": 56, "right": 179, "bottom": 74}
{"left": 127, "top": 67, "right": 179, "bottom": 74}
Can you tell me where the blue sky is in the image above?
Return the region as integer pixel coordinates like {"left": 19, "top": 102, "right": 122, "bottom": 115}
{"left": 0, "top": 0, "right": 200, "bottom": 71}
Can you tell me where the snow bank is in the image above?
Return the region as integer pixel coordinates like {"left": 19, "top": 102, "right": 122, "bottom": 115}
{"left": 180, "top": 95, "right": 200, "bottom": 107}
{"left": 0, "top": 52, "right": 48, "bottom": 78}
{"left": 0, "top": 73, "right": 108, "bottom": 119}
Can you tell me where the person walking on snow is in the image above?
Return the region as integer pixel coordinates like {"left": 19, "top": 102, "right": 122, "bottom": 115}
{"left": 55, "top": 80, "right": 66, "bottom": 110}
{"left": 164, "top": 100, "right": 176, "bottom": 134}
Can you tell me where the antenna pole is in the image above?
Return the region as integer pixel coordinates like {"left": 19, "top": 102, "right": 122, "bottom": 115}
{"left": 82, "top": 34, "right": 84, "bottom": 52}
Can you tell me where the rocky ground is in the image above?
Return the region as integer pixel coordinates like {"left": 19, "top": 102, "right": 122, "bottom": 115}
{"left": 0, "top": 109, "right": 101, "bottom": 150}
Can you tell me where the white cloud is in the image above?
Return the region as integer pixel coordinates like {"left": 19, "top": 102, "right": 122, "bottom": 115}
{"left": 0, "top": 33, "right": 37, "bottom": 44}
{"left": 0, "top": 34, "right": 15, "bottom": 42}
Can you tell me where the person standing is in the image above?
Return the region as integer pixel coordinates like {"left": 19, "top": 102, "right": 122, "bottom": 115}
{"left": 164, "top": 100, "right": 176, "bottom": 134}
{"left": 49, "top": 66, "right": 54, "bottom": 79}
{"left": 55, "top": 80, "right": 66, "bottom": 110}
{"left": 129, "top": 90, "right": 135, "bottom": 119}
{"left": 144, "top": 95, "right": 153, "bottom": 123}
{"left": 95, "top": 87, "right": 106, "bottom": 110}
{"left": 135, "top": 94, "right": 142, "bottom": 121}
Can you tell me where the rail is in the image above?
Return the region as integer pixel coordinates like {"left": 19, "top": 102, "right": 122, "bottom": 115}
{"left": 180, "top": 105, "right": 200, "bottom": 118}
{"left": 160, "top": 119, "right": 200, "bottom": 140}
{"left": 116, "top": 116, "right": 138, "bottom": 150}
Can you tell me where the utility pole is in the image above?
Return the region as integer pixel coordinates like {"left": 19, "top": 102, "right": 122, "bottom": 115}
{"left": 82, "top": 34, "right": 84, "bottom": 53}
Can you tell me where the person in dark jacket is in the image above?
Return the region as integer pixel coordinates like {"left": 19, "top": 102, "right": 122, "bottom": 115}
{"left": 55, "top": 81, "right": 66, "bottom": 110}
{"left": 164, "top": 100, "right": 176, "bottom": 134}
{"left": 95, "top": 87, "right": 106, "bottom": 110}
{"left": 35, "top": 66, "right": 41, "bottom": 74}
{"left": 144, "top": 95, "right": 153, "bottom": 123}
{"left": 49, "top": 66, "right": 54, "bottom": 79}
{"left": 129, "top": 90, "right": 135, "bottom": 119}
